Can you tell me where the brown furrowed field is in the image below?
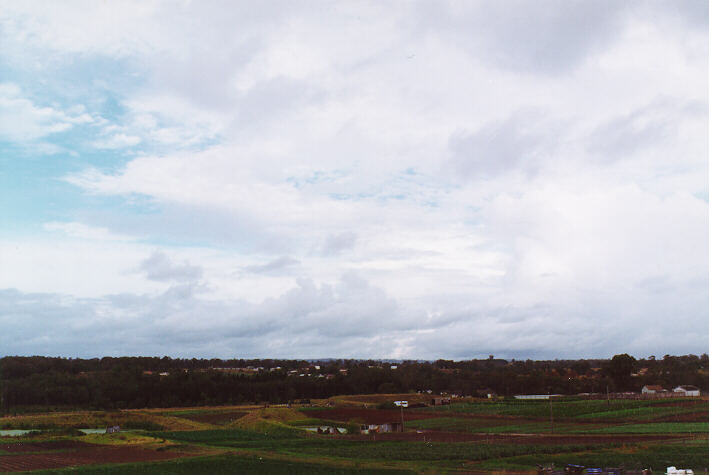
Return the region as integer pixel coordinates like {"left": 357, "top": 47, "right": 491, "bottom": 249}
{"left": 0, "top": 440, "right": 198, "bottom": 472}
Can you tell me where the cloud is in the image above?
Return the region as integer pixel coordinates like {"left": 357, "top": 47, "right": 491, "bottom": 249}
{"left": 320, "top": 232, "right": 358, "bottom": 256}
{"left": 587, "top": 98, "right": 708, "bottom": 162}
{"left": 0, "top": 273, "right": 409, "bottom": 357}
{"left": 419, "top": 0, "right": 627, "bottom": 74}
{"left": 139, "top": 251, "right": 203, "bottom": 283}
{"left": 447, "top": 112, "right": 549, "bottom": 179}
{"left": 243, "top": 256, "right": 300, "bottom": 274}
{"left": 5, "top": 1, "right": 709, "bottom": 359}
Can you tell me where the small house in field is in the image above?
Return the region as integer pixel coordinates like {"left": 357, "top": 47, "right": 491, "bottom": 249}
{"left": 431, "top": 397, "right": 451, "bottom": 406}
{"left": 674, "top": 385, "right": 701, "bottom": 397}
{"left": 641, "top": 385, "right": 665, "bottom": 394}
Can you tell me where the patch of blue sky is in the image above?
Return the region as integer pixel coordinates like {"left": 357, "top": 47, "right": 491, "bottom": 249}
{"left": 10, "top": 55, "right": 147, "bottom": 108}
{"left": 329, "top": 192, "right": 372, "bottom": 201}
{"left": 2, "top": 141, "right": 155, "bottom": 238}
{"left": 694, "top": 192, "right": 709, "bottom": 204}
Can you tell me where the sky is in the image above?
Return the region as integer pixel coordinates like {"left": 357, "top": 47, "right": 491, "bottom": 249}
{"left": 2, "top": 1, "right": 709, "bottom": 360}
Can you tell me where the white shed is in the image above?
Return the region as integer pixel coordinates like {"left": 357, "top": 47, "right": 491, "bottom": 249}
{"left": 673, "top": 385, "right": 700, "bottom": 397}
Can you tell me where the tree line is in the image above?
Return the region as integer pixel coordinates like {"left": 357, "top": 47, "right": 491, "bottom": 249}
{"left": 1, "top": 354, "right": 708, "bottom": 412}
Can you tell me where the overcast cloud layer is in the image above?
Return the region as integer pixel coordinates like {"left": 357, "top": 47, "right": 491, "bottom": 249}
{"left": 2, "top": 1, "right": 709, "bottom": 359}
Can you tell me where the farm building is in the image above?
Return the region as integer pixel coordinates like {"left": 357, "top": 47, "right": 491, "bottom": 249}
{"left": 360, "top": 422, "right": 403, "bottom": 434}
{"left": 673, "top": 385, "right": 701, "bottom": 397}
{"left": 641, "top": 385, "right": 665, "bottom": 394}
{"left": 513, "top": 394, "right": 561, "bottom": 400}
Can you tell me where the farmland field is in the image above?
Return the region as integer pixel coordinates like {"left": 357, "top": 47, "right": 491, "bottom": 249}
{"left": 3, "top": 396, "right": 709, "bottom": 473}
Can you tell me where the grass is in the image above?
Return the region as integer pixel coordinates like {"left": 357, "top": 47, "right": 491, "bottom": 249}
{"left": 0, "top": 411, "right": 177, "bottom": 431}
{"left": 149, "top": 428, "right": 303, "bottom": 445}
{"left": 80, "top": 432, "right": 166, "bottom": 445}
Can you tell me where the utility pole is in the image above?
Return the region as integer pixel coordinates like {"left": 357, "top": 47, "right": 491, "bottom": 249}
{"left": 607, "top": 385, "right": 610, "bottom": 406}
{"left": 549, "top": 394, "right": 554, "bottom": 434}
{"left": 0, "top": 361, "right": 5, "bottom": 415}
{"left": 400, "top": 404, "right": 405, "bottom": 432}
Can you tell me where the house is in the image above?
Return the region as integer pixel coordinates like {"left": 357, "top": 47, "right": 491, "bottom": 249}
{"left": 641, "top": 385, "right": 665, "bottom": 394}
{"left": 667, "top": 466, "right": 694, "bottom": 475}
{"left": 674, "top": 385, "right": 701, "bottom": 397}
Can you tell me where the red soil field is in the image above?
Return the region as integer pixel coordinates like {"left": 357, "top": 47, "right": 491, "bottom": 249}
{"left": 0, "top": 444, "right": 193, "bottom": 472}
{"left": 308, "top": 408, "right": 440, "bottom": 424}
{"left": 0, "top": 440, "right": 92, "bottom": 453}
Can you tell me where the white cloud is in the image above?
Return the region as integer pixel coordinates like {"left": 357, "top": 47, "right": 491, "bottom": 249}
{"left": 91, "top": 133, "right": 142, "bottom": 149}
{"left": 44, "top": 221, "right": 137, "bottom": 242}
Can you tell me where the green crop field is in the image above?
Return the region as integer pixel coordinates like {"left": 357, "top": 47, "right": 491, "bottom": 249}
{"left": 584, "top": 422, "right": 709, "bottom": 433}
{"left": 421, "top": 398, "right": 707, "bottom": 420}
{"left": 31, "top": 454, "right": 411, "bottom": 474}
{"left": 477, "top": 443, "right": 709, "bottom": 471}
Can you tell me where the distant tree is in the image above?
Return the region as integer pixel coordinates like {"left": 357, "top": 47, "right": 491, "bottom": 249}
{"left": 606, "top": 353, "right": 636, "bottom": 390}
